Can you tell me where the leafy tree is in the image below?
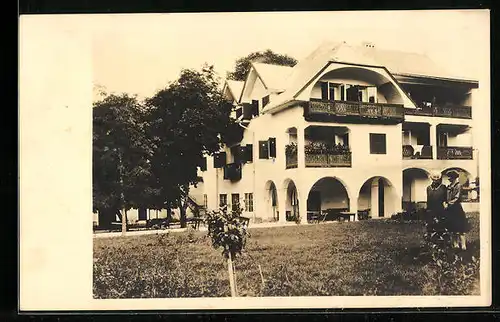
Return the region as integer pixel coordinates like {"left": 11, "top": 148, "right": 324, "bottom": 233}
{"left": 93, "top": 93, "right": 154, "bottom": 230}
{"left": 227, "top": 49, "right": 298, "bottom": 81}
{"left": 145, "top": 65, "right": 236, "bottom": 228}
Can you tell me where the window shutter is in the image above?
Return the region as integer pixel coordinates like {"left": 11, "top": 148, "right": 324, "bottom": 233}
{"left": 235, "top": 107, "right": 242, "bottom": 118}
{"left": 340, "top": 85, "right": 345, "bottom": 101}
{"left": 246, "top": 144, "right": 253, "bottom": 162}
{"left": 259, "top": 141, "right": 269, "bottom": 159}
{"left": 369, "top": 134, "right": 386, "bottom": 154}
{"left": 231, "top": 145, "right": 241, "bottom": 163}
{"left": 268, "top": 137, "right": 276, "bottom": 158}
{"left": 242, "top": 103, "right": 252, "bottom": 120}
{"left": 200, "top": 157, "right": 207, "bottom": 171}
{"left": 320, "top": 82, "right": 328, "bottom": 100}
{"left": 252, "top": 100, "right": 259, "bottom": 116}
{"left": 214, "top": 152, "right": 227, "bottom": 168}
{"left": 328, "top": 83, "right": 335, "bottom": 101}
{"left": 262, "top": 95, "right": 270, "bottom": 107}
{"left": 343, "top": 134, "right": 349, "bottom": 148}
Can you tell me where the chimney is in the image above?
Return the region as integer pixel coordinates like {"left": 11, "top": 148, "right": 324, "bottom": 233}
{"left": 362, "top": 41, "right": 375, "bottom": 48}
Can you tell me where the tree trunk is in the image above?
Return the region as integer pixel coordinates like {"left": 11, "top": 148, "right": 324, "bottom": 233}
{"left": 227, "top": 252, "right": 237, "bottom": 297}
{"left": 121, "top": 208, "right": 127, "bottom": 236}
{"left": 166, "top": 202, "right": 173, "bottom": 221}
{"left": 179, "top": 199, "right": 188, "bottom": 228}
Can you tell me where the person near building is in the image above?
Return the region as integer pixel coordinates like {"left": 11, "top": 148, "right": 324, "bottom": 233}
{"left": 426, "top": 171, "right": 448, "bottom": 242}
{"left": 444, "top": 170, "right": 469, "bottom": 250}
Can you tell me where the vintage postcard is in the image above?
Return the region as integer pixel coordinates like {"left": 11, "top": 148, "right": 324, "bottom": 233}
{"left": 19, "top": 10, "right": 491, "bottom": 311}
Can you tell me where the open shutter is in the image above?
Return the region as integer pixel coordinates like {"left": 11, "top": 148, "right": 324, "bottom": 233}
{"left": 252, "top": 100, "right": 259, "bottom": 116}
{"left": 320, "top": 82, "right": 328, "bottom": 100}
{"left": 246, "top": 144, "right": 253, "bottom": 163}
{"left": 200, "top": 157, "right": 207, "bottom": 171}
{"left": 242, "top": 103, "right": 252, "bottom": 120}
{"left": 259, "top": 141, "right": 269, "bottom": 159}
{"left": 268, "top": 137, "right": 276, "bottom": 158}
{"left": 214, "top": 152, "right": 227, "bottom": 168}
{"left": 328, "top": 83, "right": 335, "bottom": 101}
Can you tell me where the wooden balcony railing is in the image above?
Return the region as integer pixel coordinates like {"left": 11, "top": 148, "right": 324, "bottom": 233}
{"left": 437, "top": 146, "right": 473, "bottom": 160}
{"left": 305, "top": 152, "right": 352, "bottom": 168}
{"left": 402, "top": 145, "right": 433, "bottom": 159}
{"left": 404, "top": 105, "right": 472, "bottom": 119}
{"left": 307, "top": 99, "right": 404, "bottom": 122}
{"left": 286, "top": 153, "right": 298, "bottom": 169}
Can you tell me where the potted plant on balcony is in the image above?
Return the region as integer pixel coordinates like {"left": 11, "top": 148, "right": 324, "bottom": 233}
{"left": 285, "top": 142, "right": 297, "bottom": 157}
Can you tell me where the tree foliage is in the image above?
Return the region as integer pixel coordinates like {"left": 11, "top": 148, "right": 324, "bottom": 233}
{"left": 145, "top": 65, "right": 237, "bottom": 227}
{"left": 92, "top": 94, "right": 157, "bottom": 222}
{"left": 227, "top": 49, "right": 298, "bottom": 81}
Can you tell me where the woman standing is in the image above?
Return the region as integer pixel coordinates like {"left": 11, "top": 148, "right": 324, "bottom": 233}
{"left": 444, "top": 170, "right": 469, "bottom": 250}
{"left": 426, "top": 172, "right": 448, "bottom": 239}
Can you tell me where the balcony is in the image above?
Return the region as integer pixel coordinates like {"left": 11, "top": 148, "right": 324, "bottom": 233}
{"left": 437, "top": 146, "right": 473, "bottom": 160}
{"left": 305, "top": 142, "right": 351, "bottom": 168}
{"left": 223, "top": 163, "right": 242, "bottom": 181}
{"left": 305, "top": 152, "right": 352, "bottom": 167}
{"left": 305, "top": 99, "right": 405, "bottom": 123}
{"left": 402, "top": 145, "right": 433, "bottom": 159}
{"left": 404, "top": 105, "right": 472, "bottom": 119}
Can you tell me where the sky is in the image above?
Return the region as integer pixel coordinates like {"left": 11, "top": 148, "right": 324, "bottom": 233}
{"left": 91, "top": 10, "right": 489, "bottom": 99}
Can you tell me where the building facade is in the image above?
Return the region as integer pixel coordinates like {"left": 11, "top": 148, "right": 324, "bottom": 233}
{"left": 197, "top": 41, "right": 480, "bottom": 224}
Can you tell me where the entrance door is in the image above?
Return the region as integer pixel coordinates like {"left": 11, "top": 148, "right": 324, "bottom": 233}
{"left": 346, "top": 85, "right": 359, "bottom": 102}
{"left": 378, "top": 180, "right": 385, "bottom": 217}
{"left": 138, "top": 208, "right": 147, "bottom": 221}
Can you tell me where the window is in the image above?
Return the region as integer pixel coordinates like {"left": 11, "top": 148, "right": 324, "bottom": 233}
{"left": 370, "top": 133, "right": 387, "bottom": 154}
{"left": 259, "top": 140, "right": 269, "bottom": 159}
{"left": 262, "top": 95, "right": 270, "bottom": 107}
{"left": 219, "top": 194, "right": 227, "bottom": 207}
{"left": 244, "top": 193, "right": 254, "bottom": 212}
{"left": 203, "top": 194, "right": 208, "bottom": 208}
{"left": 320, "top": 82, "right": 336, "bottom": 101}
{"left": 231, "top": 193, "right": 240, "bottom": 211}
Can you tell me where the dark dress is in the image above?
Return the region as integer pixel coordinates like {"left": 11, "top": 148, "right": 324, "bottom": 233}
{"left": 446, "top": 181, "right": 469, "bottom": 233}
{"left": 426, "top": 183, "right": 448, "bottom": 232}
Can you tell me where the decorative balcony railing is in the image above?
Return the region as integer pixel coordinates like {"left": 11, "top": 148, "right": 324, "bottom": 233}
{"left": 404, "top": 105, "right": 472, "bottom": 119}
{"left": 402, "top": 145, "right": 433, "bottom": 159}
{"left": 437, "top": 146, "right": 473, "bottom": 160}
{"left": 307, "top": 99, "right": 404, "bottom": 123}
{"left": 305, "top": 152, "right": 352, "bottom": 168}
{"left": 286, "top": 154, "right": 298, "bottom": 169}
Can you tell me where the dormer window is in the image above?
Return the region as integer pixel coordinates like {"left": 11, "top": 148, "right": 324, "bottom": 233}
{"left": 262, "top": 95, "right": 270, "bottom": 107}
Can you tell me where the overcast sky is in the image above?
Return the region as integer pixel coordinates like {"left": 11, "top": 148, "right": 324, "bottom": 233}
{"left": 91, "top": 10, "right": 489, "bottom": 99}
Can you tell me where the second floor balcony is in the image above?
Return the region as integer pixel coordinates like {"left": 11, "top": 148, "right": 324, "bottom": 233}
{"left": 437, "top": 146, "right": 473, "bottom": 160}
{"left": 404, "top": 105, "right": 472, "bottom": 119}
{"left": 285, "top": 141, "right": 352, "bottom": 168}
{"left": 305, "top": 99, "right": 405, "bottom": 124}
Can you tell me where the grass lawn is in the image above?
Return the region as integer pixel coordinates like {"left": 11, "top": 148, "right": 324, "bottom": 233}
{"left": 93, "top": 213, "right": 480, "bottom": 298}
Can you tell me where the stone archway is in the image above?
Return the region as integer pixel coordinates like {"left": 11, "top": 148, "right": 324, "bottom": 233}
{"left": 357, "top": 176, "right": 398, "bottom": 219}
{"left": 282, "top": 179, "right": 299, "bottom": 222}
{"left": 264, "top": 180, "right": 279, "bottom": 221}
{"left": 402, "top": 168, "right": 431, "bottom": 212}
{"left": 307, "top": 177, "right": 351, "bottom": 221}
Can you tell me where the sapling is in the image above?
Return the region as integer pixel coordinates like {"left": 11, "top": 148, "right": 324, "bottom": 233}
{"left": 206, "top": 205, "right": 249, "bottom": 297}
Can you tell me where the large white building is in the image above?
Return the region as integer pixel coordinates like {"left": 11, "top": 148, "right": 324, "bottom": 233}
{"left": 195, "top": 41, "right": 480, "bottom": 224}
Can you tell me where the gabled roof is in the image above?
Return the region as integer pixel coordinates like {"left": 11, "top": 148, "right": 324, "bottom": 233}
{"left": 251, "top": 62, "right": 294, "bottom": 92}
{"left": 224, "top": 80, "right": 244, "bottom": 102}
{"left": 261, "top": 41, "right": 478, "bottom": 114}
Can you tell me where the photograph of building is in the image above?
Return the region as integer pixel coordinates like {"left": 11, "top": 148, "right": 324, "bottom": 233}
{"left": 196, "top": 40, "right": 480, "bottom": 225}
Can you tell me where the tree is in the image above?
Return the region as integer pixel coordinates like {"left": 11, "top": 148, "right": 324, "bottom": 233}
{"left": 93, "top": 93, "right": 154, "bottom": 232}
{"left": 145, "top": 65, "right": 236, "bottom": 228}
{"left": 227, "top": 49, "right": 298, "bottom": 81}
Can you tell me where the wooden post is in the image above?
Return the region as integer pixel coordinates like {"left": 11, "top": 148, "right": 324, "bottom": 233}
{"left": 117, "top": 148, "right": 127, "bottom": 236}
{"left": 227, "top": 251, "right": 236, "bottom": 297}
